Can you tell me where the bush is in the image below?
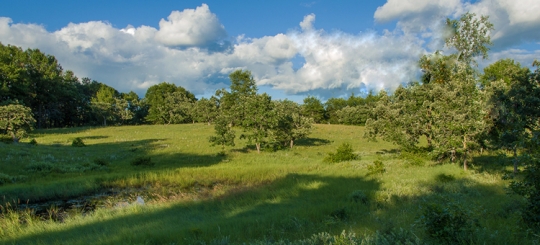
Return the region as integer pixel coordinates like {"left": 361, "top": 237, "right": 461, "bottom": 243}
{"left": 367, "top": 160, "right": 386, "bottom": 175}
{"left": 418, "top": 202, "right": 478, "bottom": 243}
{"left": 72, "top": 137, "right": 85, "bottom": 147}
{"left": 399, "top": 151, "right": 428, "bottom": 166}
{"left": 324, "top": 143, "right": 358, "bottom": 163}
{"left": 130, "top": 156, "right": 154, "bottom": 167}
{"left": 29, "top": 138, "right": 37, "bottom": 145}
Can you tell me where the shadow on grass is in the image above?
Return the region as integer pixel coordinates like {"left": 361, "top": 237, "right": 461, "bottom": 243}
{"left": 0, "top": 137, "right": 227, "bottom": 205}
{"left": 295, "top": 137, "right": 332, "bottom": 147}
{"left": 3, "top": 169, "right": 521, "bottom": 244}
{"left": 5, "top": 174, "right": 380, "bottom": 244}
{"left": 472, "top": 154, "right": 513, "bottom": 175}
{"left": 79, "top": 135, "right": 110, "bottom": 140}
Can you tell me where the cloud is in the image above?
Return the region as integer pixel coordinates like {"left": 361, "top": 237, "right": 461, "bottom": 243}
{"left": 374, "top": 0, "right": 540, "bottom": 50}
{"left": 0, "top": 10, "right": 427, "bottom": 99}
{"left": 0, "top": 2, "right": 537, "bottom": 100}
{"left": 154, "top": 4, "right": 226, "bottom": 47}
{"left": 375, "top": 0, "right": 461, "bottom": 23}
{"left": 480, "top": 48, "right": 540, "bottom": 70}
{"left": 466, "top": 0, "right": 540, "bottom": 50}
{"left": 300, "top": 14, "right": 316, "bottom": 31}
{"left": 254, "top": 15, "right": 424, "bottom": 95}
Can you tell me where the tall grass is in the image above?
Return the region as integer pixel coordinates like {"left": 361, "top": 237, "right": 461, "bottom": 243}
{"left": 0, "top": 124, "right": 528, "bottom": 244}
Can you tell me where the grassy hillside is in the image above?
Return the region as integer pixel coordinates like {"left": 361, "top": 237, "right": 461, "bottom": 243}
{"left": 0, "top": 124, "right": 529, "bottom": 244}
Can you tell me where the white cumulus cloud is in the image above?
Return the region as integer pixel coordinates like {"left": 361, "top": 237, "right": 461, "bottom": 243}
{"left": 154, "top": 4, "right": 226, "bottom": 47}
{"left": 1, "top": 10, "right": 426, "bottom": 99}
{"left": 0, "top": 2, "right": 537, "bottom": 100}
{"left": 375, "top": 0, "right": 540, "bottom": 51}
{"left": 300, "top": 14, "right": 316, "bottom": 31}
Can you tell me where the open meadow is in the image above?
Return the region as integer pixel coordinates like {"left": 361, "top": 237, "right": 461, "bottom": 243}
{"left": 0, "top": 124, "right": 530, "bottom": 244}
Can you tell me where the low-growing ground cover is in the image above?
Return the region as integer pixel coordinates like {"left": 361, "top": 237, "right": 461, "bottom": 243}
{"left": 0, "top": 124, "right": 530, "bottom": 244}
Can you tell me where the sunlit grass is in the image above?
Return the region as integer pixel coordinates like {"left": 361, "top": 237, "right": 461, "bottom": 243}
{"left": 0, "top": 124, "right": 527, "bottom": 244}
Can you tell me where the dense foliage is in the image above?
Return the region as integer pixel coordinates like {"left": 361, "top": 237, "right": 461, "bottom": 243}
{"left": 211, "top": 70, "right": 314, "bottom": 153}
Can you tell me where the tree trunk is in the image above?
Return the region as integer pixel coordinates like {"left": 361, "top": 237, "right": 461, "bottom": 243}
{"left": 463, "top": 154, "right": 468, "bottom": 171}
{"left": 256, "top": 143, "right": 261, "bottom": 153}
{"left": 290, "top": 139, "right": 294, "bottom": 149}
{"left": 10, "top": 131, "right": 18, "bottom": 143}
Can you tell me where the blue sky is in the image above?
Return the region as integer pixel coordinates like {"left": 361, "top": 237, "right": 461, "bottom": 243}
{"left": 1, "top": 0, "right": 539, "bottom": 102}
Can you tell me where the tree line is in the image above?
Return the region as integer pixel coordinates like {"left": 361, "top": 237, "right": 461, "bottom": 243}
{"left": 0, "top": 41, "right": 377, "bottom": 143}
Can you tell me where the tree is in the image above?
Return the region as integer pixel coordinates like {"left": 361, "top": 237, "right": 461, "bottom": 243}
{"left": 90, "top": 84, "right": 121, "bottom": 126}
{"left": 365, "top": 86, "right": 433, "bottom": 151}
{"left": 211, "top": 70, "right": 313, "bottom": 153}
{"left": 90, "top": 101, "right": 115, "bottom": 126}
{"left": 192, "top": 97, "right": 218, "bottom": 125}
{"left": 481, "top": 59, "right": 529, "bottom": 87}
{"left": 272, "top": 99, "right": 313, "bottom": 148}
{"left": 508, "top": 60, "right": 540, "bottom": 229}
{"left": 209, "top": 114, "right": 236, "bottom": 152}
{"left": 302, "top": 96, "right": 325, "bottom": 123}
{"left": 365, "top": 12, "right": 493, "bottom": 170}
{"left": 114, "top": 98, "right": 133, "bottom": 125}
{"left": 240, "top": 93, "right": 276, "bottom": 153}
{"left": 0, "top": 103, "right": 36, "bottom": 142}
{"left": 144, "top": 82, "right": 195, "bottom": 124}
{"left": 325, "top": 97, "right": 348, "bottom": 124}
{"left": 153, "top": 91, "right": 194, "bottom": 124}
{"left": 336, "top": 106, "right": 370, "bottom": 126}
{"left": 429, "top": 66, "right": 489, "bottom": 170}
{"left": 483, "top": 59, "right": 533, "bottom": 173}
{"left": 219, "top": 70, "right": 258, "bottom": 126}
{"left": 445, "top": 12, "right": 494, "bottom": 65}
{"left": 229, "top": 70, "right": 257, "bottom": 96}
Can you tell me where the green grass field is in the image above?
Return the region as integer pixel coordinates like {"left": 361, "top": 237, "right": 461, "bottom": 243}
{"left": 0, "top": 124, "right": 531, "bottom": 244}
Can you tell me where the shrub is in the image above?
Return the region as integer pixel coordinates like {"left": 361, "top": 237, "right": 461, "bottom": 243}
{"left": 324, "top": 143, "right": 358, "bottom": 163}
{"left": 367, "top": 160, "right": 386, "bottom": 175}
{"left": 418, "top": 202, "right": 478, "bottom": 243}
{"left": 29, "top": 138, "right": 37, "bottom": 145}
{"left": 130, "top": 156, "right": 154, "bottom": 167}
{"left": 349, "top": 190, "right": 369, "bottom": 204}
{"left": 72, "top": 137, "right": 85, "bottom": 147}
{"left": 399, "top": 151, "right": 427, "bottom": 166}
